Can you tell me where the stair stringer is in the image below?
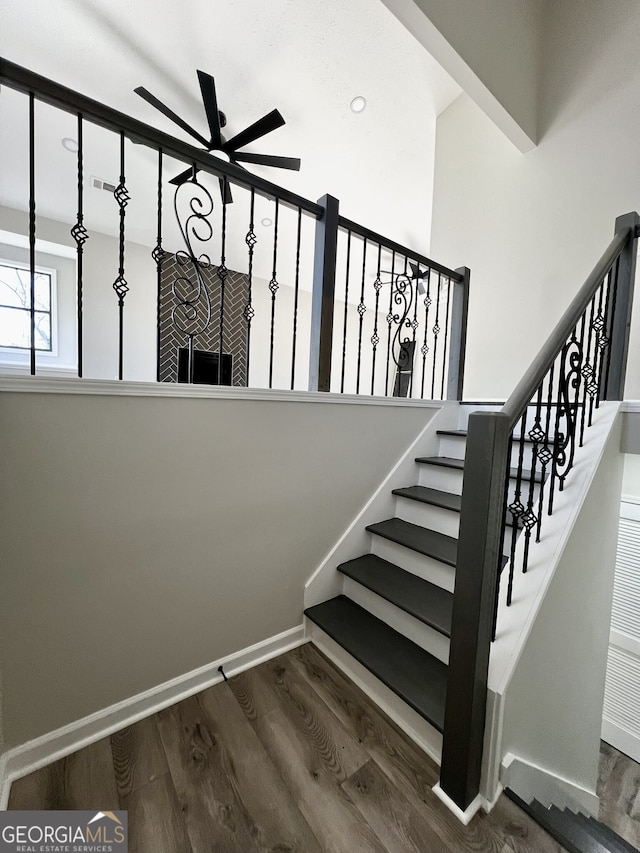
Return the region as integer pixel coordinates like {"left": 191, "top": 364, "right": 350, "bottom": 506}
{"left": 304, "top": 401, "right": 459, "bottom": 608}
{"left": 479, "top": 403, "right": 623, "bottom": 815}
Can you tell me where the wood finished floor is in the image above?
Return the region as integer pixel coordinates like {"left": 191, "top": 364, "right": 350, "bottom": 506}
{"left": 598, "top": 740, "right": 640, "bottom": 849}
{"left": 8, "top": 643, "right": 571, "bottom": 852}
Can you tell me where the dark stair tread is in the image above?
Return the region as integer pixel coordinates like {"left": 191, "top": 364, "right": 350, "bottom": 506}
{"left": 505, "top": 791, "right": 618, "bottom": 853}
{"left": 576, "top": 814, "right": 639, "bottom": 853}
{"left": 437, "top": 429, "right": 536, "bottom": 443}
{"left": 337, "top": 553, "right": 453, "bottom": 636}
{"left": 366, "top": 517, "right": 458, "bottom": 566}
{"left": 392, "top": 485, "right": 462, "bottom": 512}
{"left": 304, "top": 595, "right": 447, "bottom": 731}
{"left": 415, "top": 455, "right": 544, "bottom": 483}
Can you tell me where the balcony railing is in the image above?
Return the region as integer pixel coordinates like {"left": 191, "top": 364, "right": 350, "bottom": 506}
{"left": 0, "top": 57, "right": 468, "bottom": 400}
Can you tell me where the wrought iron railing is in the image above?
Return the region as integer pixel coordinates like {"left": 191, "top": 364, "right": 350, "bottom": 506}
{"left": 439, "top": 212, "right": 639, "bottom": 814}
{"left": 0, "top": 57, "right": 467, "bottom": 399}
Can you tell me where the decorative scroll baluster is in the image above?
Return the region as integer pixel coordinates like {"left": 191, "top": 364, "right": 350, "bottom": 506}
{"left": 28, "top": 93, "right": 36, "bottom": 375}
{"left": 152, "top": 148, "right": 164, "bottom": 382}
{"left": 290, "top": 207, "right": 302, "bottom": 390}
{"left": 440, "top": 277, "right": 452, "bottom": 400}
{"left": 384, "top": 251, "right": 395, "bottom": 396}
{"left": 341, "top": 229, "right": 352, "bottom": 393}
{"left": 355, "top": 238, "right": 367, "bottom": 394}
{"left": 592, "top": 278, "right": 609, "bottom": 410}
{"left": 71, "top": 113, "right": 88, "bottom": 378}
{"left": 172, "top": 166, "right": 214, "bottom": 382}
{"left": 420, "top": 271, "right": 432, "bottom": 399}
{"left": 112, "top": 132, "right": 130, "bottom": 380}
{"left": 580, "top": 295, "right": 597, "bottom": 440}
{"left": 370, "top": 243, "right": 382, "bottom": 396}
{"left": 244, "top": 188, "right": 257, "bottom": 386}
{"left": 430, "top": 274, "right": 443, "bottom": 398}
{"left": 218, "top": 199, "right": 228, "bottom": 384}
{"left": 408, "top": 260, "right": 420, "bottom": 398}
{"left": 268, "top": 198, "right": 280, "bottom": 389}
{"left": 391, "top": 260, "right": 414, "bottom": 396}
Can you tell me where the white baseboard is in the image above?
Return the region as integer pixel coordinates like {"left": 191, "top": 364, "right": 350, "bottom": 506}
{"left": 432, "top": 783, "right": 484, "bottom": 825}
{"left": 0, "top": 625, "right": 306, "bottom": 808}
{"left": 500, "top": 752, "right": 600, "bottom": 816}
{"left": 602, "top": 719, "right": 640, "bottom": 765}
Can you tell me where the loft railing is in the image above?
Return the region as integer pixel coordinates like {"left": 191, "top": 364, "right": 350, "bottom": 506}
{"left": 0, "top": 57, "right": 468, "bottom": 399}
{"left": 439, "top": 212, "right": 640, "bottom": 813}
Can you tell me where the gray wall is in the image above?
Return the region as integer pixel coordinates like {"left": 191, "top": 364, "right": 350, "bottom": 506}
{"left": 0, "top": 388, "right": 432, "bottom": 750}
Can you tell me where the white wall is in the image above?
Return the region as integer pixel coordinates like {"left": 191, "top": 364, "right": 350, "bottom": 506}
{"left": 430, "top": 0, "right": 640, "bottom": 401}
{"left": 499, "top": 415, "right": 624, "bottom": 803}
{"left": 380, "top": 0, "right": 545, "bottom": 151}
{"left": 0, "top": 385, "right": 432, "bottom": 751}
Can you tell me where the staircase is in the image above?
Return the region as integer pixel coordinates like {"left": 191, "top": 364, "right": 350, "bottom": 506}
{"left": 506, "top": 789, "right": 639, "bottom": 853}
{"left": 304, "top": 419, "right": 538, "bottom": 758}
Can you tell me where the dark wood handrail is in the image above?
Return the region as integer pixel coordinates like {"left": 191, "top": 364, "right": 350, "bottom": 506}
{"left": 502, "top": 225, "right": 632, "bottom": 428}
{"left": 0, "top": 56, "right": 324, "bottom": 217}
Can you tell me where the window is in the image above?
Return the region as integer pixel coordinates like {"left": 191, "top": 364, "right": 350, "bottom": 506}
{"left": 0, "top": 261, "right": 54, "bottom": 351}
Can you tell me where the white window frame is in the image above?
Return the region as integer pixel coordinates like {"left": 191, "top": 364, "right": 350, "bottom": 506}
{"left": 0, "top": 258, "right": 59, "bottom": 357}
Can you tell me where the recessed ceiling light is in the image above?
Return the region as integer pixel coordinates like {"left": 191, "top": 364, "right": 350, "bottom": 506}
{"left": 261, "top": 217, "right": 273, "bottom": 227}
{"left": 61, "top": 137, "right": 78, "bottom": 153}
{"left": 350, "top": 96, "right": 366, "bottom": 114}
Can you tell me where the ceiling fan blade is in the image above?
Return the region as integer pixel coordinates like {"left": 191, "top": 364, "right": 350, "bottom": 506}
{"left": 219, "top": 176, "right": 233, "bottom": 204}
{"left": 223, "top": 109, "right": 285, "bottom": 153}
{"left": 169, "top": 165, "right": 196, "bottom": 186}
{"left": 134, "top": 86, "right": 210, "bottom": 148}
{"left": 197, "top": 70, "right": 222, "bottom": 149}
{"left": 233, "top": 152, "right": 301, "bottom": 171}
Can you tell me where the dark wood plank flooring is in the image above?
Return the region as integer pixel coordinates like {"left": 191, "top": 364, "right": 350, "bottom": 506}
{"left": 598, "top": 740, "right": 640, "bottom": 849}
{"left": 8, "top": 643, "right": 569, "bottom": 852}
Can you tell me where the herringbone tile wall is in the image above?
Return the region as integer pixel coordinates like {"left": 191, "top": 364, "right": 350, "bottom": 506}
{"left": 158, "top": 254, "right": 249, "bottom": 386}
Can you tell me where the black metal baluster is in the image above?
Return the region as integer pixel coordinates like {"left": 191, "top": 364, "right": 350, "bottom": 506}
{"left": 548, "top": 354, "right": 564, "bottom": 515}
{"left": 507, "top": 411, "right": 527, "bottom": 603}
{"left": 602, "top": 258, "right": 620, "bottom": 400}
{"left": 152, "top": 148, "right": 164, "bottom": 382}
{"left": 70, "top": 113, "right": 89, "bottom": 378}
{"left": 28, "top": 93, "right": 36, "bottom": 375}
{"left": 244, "top": 188, "right": 257, "bottom": 386}
{"left": 430, "top": 274, "right": 442, "bottom": 399}
{"left": 112, "top": 131, "right": 130, "bottom": 380}
{"left": 522, "top": 390, "right": 543, "bottom": 573}
{"left": 536, "top": 365, "right": 555, "bottom": 536}
{"left": 268, "top": 198, "right": 280, "bottom": 389}
{"left": 340, "top": 229, "right": 352, "bottom": 393}
{"left": 408, "top": 259, "right": 419, "bottom": 399}
{"left": 440, "top": 276, "right": 452, "bottom": 400}
{"left": 591, "top": 279, "right": 607, "bottom": 410}
{"left": 580, "top": 295, "right": 597, "bottom": 439}
{"left": 290, "top": 207, "right": 303, "bottom": 390}
{"left": 370, "top": 243, "right": 382, "bottom": 396}
{"left": 527, "top": 384, "right": 547, "bottom": 545}
{"left": 355, "top": 237, "right": 367, "bottom": 394}
{"left": 218, "top": 197, "right": 228, "bottom": 384}
{"left": 420, "top": 271, "right": 432, "bottom": 398}
{"left": 494, "top": 440, "right": 513, "bottom": 630}
{"left": 384, "top": 251, "right": 395, "bottom": 396}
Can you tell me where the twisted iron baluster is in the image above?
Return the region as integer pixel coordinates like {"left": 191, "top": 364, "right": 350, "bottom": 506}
{"left": 244, "top": 188, "right": 257, "bottom": 386}
{"left": 420, "top": 271, "right": 432, "bottom": 399}
{"left": 506, "top": 411, "right": 527, "bottom": 605}
{"left": 602, "top": 258, "right": 620, "bottom": 400}
{"left": 268, "top": 199, "right": 279, "bottom": 389}
{"left": 430, "top": 274, "right": 442, "bottom": 399}
{"left": 440, "top": 276, "right": 452, "bottom": 401}
{"left": 113, "top": 132, "right": 130, "bottom": 380}
{"left": 290, "top": 207, "right": 302, "bottom": 390}
{"left": 370, "top": 242, "right": 382, "bottom": 396}
{"left": 71, "top": 113, "right": 88, "bottom": 378}
{"left": 152, "top": 148, "right": 164, "bottom": 382}
{"left": 218, "top": 198, "right": 228, "bottom": 384}
{"left": 341, "top": 229, "right": 352, "bottom": 393}
{"left": 385, "top": 251, "right": 395, "bottom": 396}
{"left": 356, "top": 237, "right": 367, "bottom": 394}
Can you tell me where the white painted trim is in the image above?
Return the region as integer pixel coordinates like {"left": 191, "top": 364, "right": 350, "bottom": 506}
{"left": 0, "top": 229, "right": 77, "bottom": 260}
{"left": 0, "top": 625, "right": 306, "bottom": 809}
{"left": 432, "top": 783, "right": 484, "bottom": 825}
{"left": 610, "top": 628, "right": 640, "bottom": 657}
{"left": 0, "top": 375, "right": 447, "bottom": 407}
{"left": 500, "top": 753, "right": 599, "bottom": 816}
{"left": 622, "top": 401, "right": 640, "bottom": 412}
{"left": 601, "top": 719, "right": 640, "bottom": 765}
{"left": 620, "top": 497, "right": 640, "bottom": 519}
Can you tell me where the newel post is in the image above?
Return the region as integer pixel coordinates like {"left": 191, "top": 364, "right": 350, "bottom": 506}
{"left": 438, "top": 411, "right": 511, "bottom": 815}
{"left": 447, "top": 266, "right": 470, "bottom": 400}
{"left": 606, "top": 211, "right": 640, "bottom": 400}
{"left": 309, "top": 194, "right": 340, "bottom": 392}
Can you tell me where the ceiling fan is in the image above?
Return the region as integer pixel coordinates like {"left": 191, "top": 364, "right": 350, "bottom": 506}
{"left": 134, "top": 70, "right": 301, "bottom": 203}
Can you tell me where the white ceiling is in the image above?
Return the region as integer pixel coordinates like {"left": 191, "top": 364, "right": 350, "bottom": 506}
{"left": 0, "top": 0, "right": 460, "bottom": 262}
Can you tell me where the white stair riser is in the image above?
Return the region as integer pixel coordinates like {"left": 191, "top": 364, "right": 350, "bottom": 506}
{"left": 394, "top": 496, "right": 460, "bottom": 538}
{"left": 306, "top": 622, "right": 443, "bottom": 766}
{"left": 438, "top": 435, "right": 538, "bottom": 469}
{"left": 370, "top": 536, "right": 455, "bottom": 593}
{"left": 343, "top": 577, "right": 450, "bottom": 664}
{"left": 418, "top": 464, "right": 464, "bottom": 493}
